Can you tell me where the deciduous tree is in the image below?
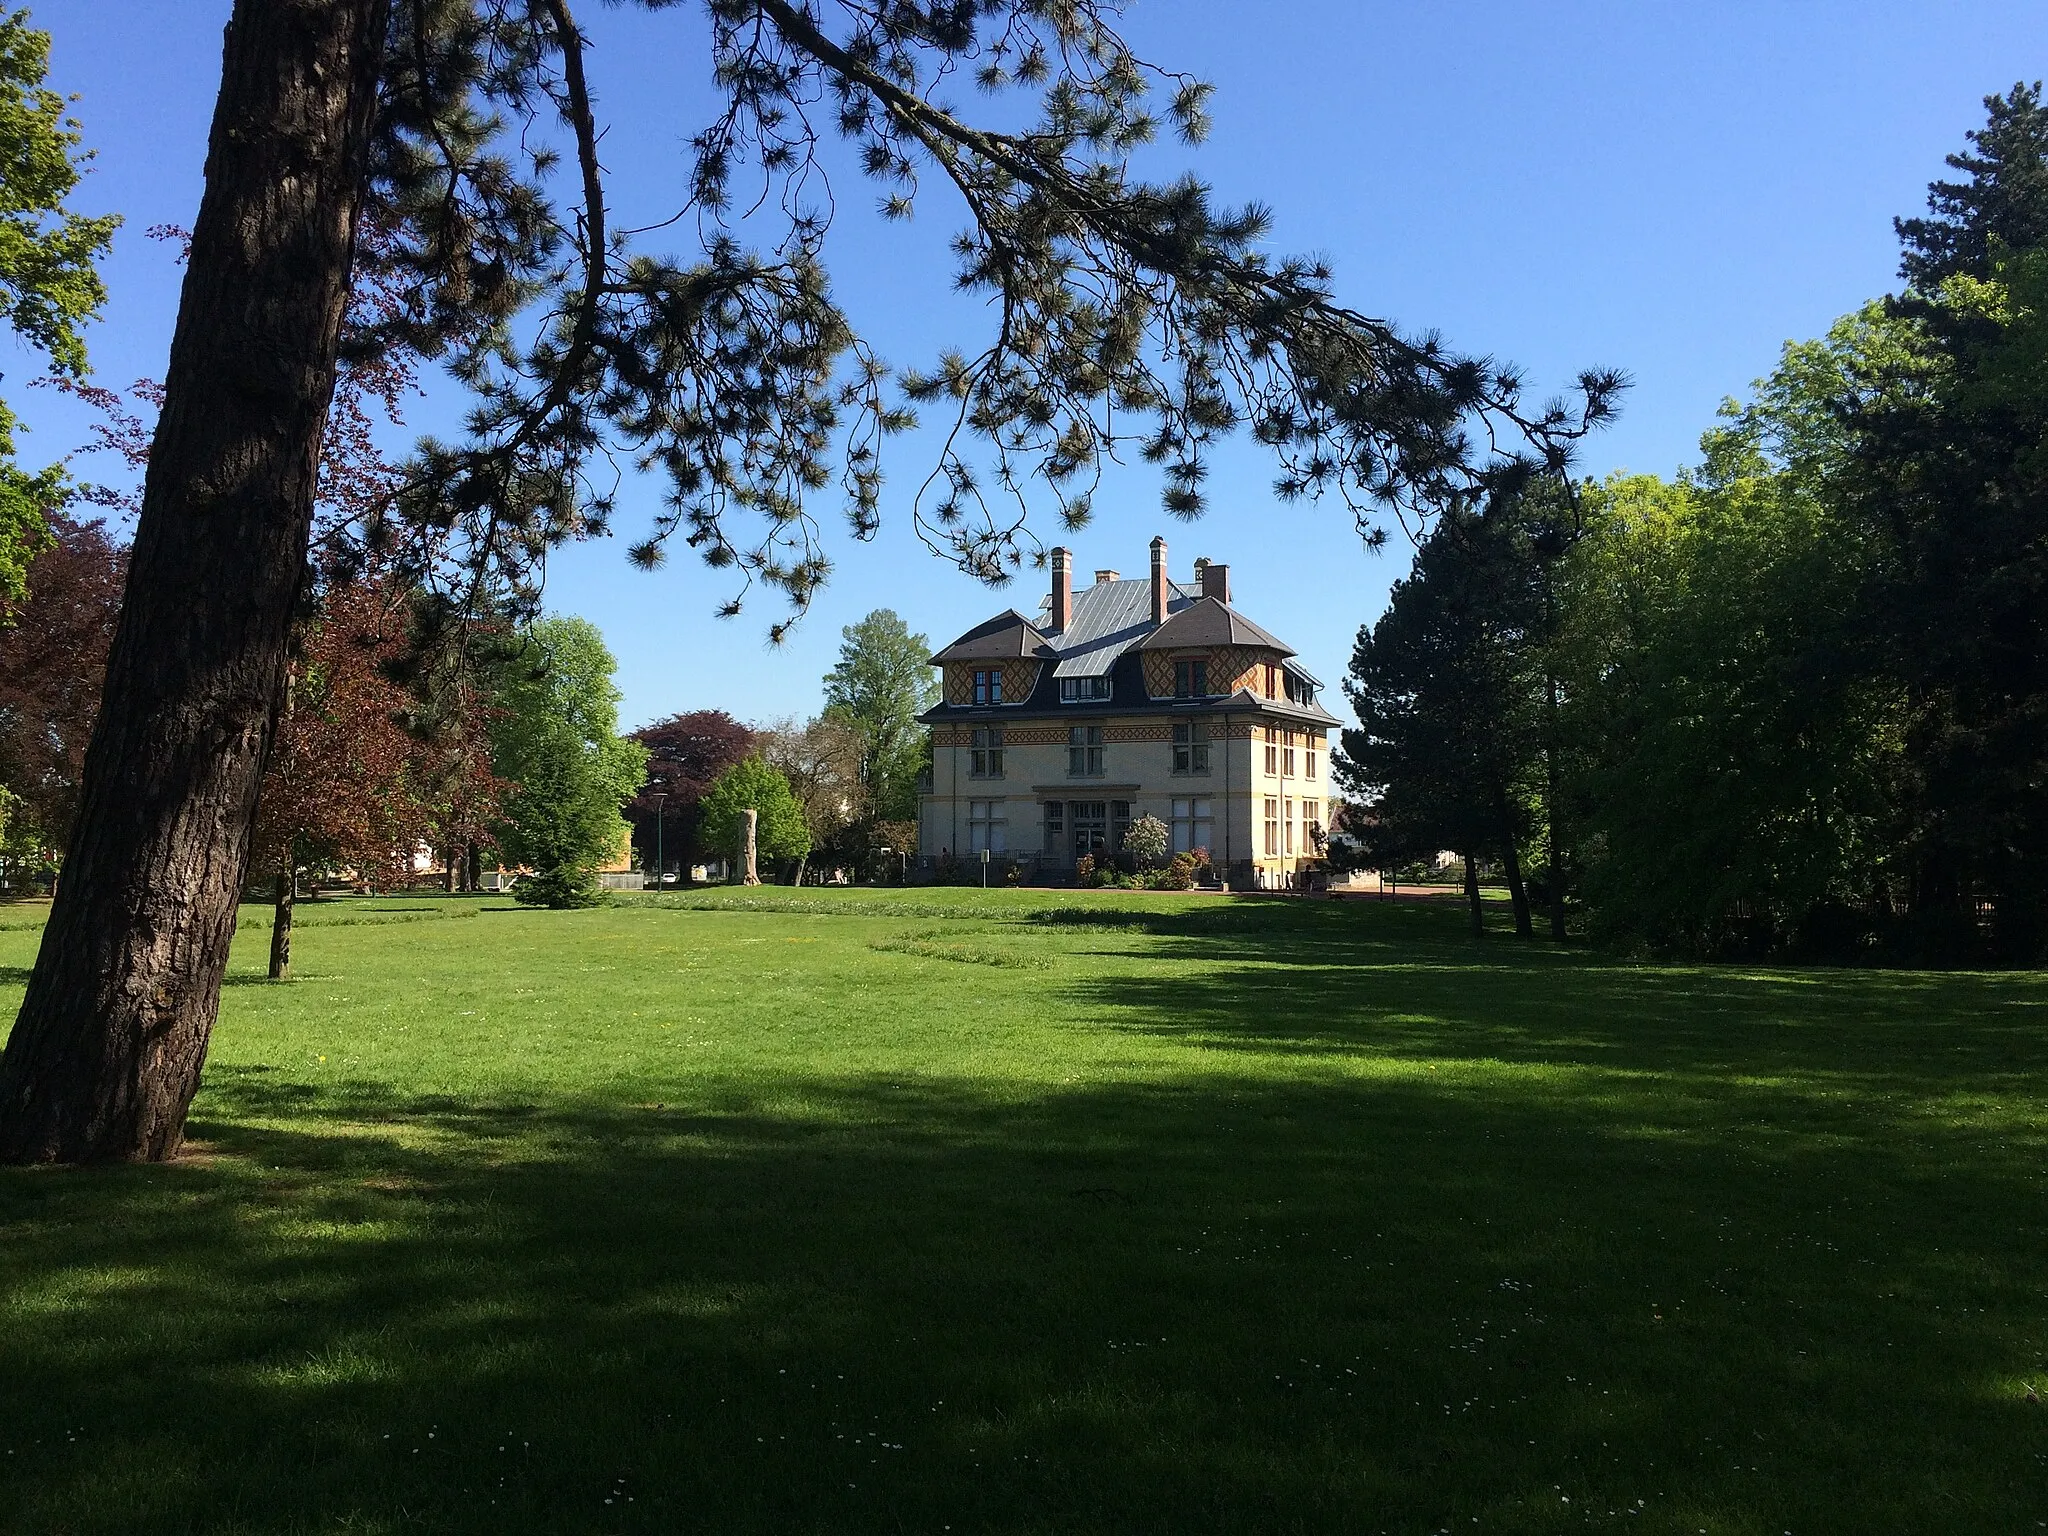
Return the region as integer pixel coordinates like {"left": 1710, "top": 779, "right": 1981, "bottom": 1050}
{"left": 823, "top": 609, "right": 936, "bottom": 822}
{"left": 699, "top": 756, "right": 811, "bottom": 878}
{"left": 627, "top": 708, "right": 755, "bottom": 878}
{"left": 0, "top": 511, "right": 124, "bottom": 863}
{"left": 249, "top": 579, "right": 440, "bottom": 979}
{"left": 490, "top": 616, "right": 647, "bottom": 908}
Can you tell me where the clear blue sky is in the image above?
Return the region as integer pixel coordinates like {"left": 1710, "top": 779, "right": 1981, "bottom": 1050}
{"left": 18, "top": 1, "right": 2046, "bottom": 729}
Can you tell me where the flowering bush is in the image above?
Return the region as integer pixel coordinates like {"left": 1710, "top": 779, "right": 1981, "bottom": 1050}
{"left": 1123, "top": 813, "right": 1170, "bottom": 870}
{"left": 1160, "top": 850, "right": 1197, "bottom": 890}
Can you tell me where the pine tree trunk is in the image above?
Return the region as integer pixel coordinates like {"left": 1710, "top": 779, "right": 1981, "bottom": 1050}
{"left": 1463, "top": 852, "right": 1484, "bottom": 939}
{"left": 1502, "top": 839, "right": 1534, "bottom": 939}
{"left": 0, "top": 0, "right": 387, "bottom": 1164}
{"left": 268, "top": 864, "right": 294, "bottom": 982}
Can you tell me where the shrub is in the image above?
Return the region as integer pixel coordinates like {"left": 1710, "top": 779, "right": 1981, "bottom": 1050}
{"left": 1073, "top": 853, "right": 1095, "bottom": 883}
{"left": 1123, "top": 814, "right": 1169, "bottom": 870}
{"left": 1160, "top": 851, "right": 1197, "bottom": 890}
{"left": 515, "top": 865, "right": 608, "bottom": 909}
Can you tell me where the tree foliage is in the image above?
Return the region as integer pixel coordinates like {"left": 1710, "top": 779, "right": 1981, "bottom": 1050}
{"left": 698, "top": 754, "right": 812, "bottom": 871}
{"left": 250, "top": 579, "right": 443, "bottom": 891}
{"left": 0, "top": 8, "right": 119, "bottom": 608}
{"left": 295, "top": 0, "right": 1624, "bottom": 641}
{"left": 759, "top": 713, "right": 867, "bottom": 852}
{"left": 627, "top": 708, "right": 756, "bottom": 872}
{"left": 490, "top": 615, "right": 648, "bottom": 906}
{"left": 0, "top": 509, "right": 122, "bottom": 859}
{"left": 1343, "top": 83, "right": 2048, "bottom": 962}
{"left": 822, "top": 608, "right": 935, "bottom": 821}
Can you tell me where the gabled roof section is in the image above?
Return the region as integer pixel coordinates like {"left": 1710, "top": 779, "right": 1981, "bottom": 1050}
{"left": 1136, "top": 596, "right": 1296, "bottom": 657}
{"left": 1037, "top": 577, "right": 1199, "bottom": 678}
{"left": 929, "top": 609, "right": 1055, "bottom": 664}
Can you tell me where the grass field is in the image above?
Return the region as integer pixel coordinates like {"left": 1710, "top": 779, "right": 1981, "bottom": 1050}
{"left": 1, "top": 888, "right": 2045, "bottom": 1534}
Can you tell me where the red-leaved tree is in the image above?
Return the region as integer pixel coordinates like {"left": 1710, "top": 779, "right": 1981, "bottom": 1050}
{"left": 0, "top": 513, "right": 127, "bottom": 870}
{"left": 246, "top": 578, "right": 497, "bottom": 980}
{"left": 628, "top": 710, "right": 756, "bottom": 880}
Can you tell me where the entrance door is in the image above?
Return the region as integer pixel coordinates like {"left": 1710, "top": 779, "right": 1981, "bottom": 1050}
{"left": 1069, "top": 800, "right": 1108, "bottom": 860}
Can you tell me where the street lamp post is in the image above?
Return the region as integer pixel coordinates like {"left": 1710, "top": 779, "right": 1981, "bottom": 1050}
{"left": 651, "top": 790, "right": 668, "bottom": 889}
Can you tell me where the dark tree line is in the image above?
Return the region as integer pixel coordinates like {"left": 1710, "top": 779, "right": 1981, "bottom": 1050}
{"left": 1341, "top": 84, "right": 2048, "bottom": 964}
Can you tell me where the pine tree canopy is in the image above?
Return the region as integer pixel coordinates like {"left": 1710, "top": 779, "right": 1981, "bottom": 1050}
{"left": 1896, "top": 80, "right": 2048, "bottom": 291}
{"left": 345, "top": 0, "right": 1623, "bottom": 638}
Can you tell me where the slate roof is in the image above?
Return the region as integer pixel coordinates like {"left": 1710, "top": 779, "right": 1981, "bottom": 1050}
{"left": 1136, "top": 595, "right": 1294, "bottom": 656}
{"left": 922, "top": 569, "right": 1340, "bottom": 726}
{"left": 928, "top": 609, "right": 1056, "bottom": 663}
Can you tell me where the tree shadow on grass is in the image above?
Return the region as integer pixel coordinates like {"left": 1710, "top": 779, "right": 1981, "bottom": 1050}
{"left": 2, "top": 1031, "right": 2045, "bottom": 1535}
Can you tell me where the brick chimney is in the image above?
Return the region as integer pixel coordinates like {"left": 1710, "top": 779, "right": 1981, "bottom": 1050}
{"left": 1201, "top": 559, "right": 1230, "bottom": 604}
{"left": 1094, "top": 568, "right": 1119, "bottom": 584}
{"left": 1149, "top": 535, "right": 1168, "bottom": 625}
{"left": 1049, "top": 546, "right": 1071, "bottom": 632}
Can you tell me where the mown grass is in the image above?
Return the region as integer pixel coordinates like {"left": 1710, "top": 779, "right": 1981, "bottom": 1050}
{"left": 1, "top": 887, "right": 2045, "bottom": 1534}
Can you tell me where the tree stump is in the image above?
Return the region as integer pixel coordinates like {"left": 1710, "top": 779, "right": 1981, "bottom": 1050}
{"left": 742, "top": 808, "right": 760, "bottom": 886}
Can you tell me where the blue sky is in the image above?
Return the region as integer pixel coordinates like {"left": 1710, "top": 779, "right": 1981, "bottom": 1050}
{"left": 18, "top": 1, "right": 2046, "bottom": 728}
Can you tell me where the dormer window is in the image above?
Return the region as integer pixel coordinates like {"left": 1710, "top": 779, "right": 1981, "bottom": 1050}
{"left": 1173, "top": 657, "right": 1209, "bottom": 698}
{"left": 972, "top": 667, "right": 1004, "bottom": 705}
{"left": 1059, "top": 676, "right": 1111, "bottom": 702}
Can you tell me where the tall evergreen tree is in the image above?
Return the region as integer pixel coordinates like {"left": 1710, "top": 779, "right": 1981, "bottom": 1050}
{"left": 1896, "top": 81, "right": 2048, "bottom": 291}
{"left": 1339, "top": 510, "right": 1545, "bottom": 937}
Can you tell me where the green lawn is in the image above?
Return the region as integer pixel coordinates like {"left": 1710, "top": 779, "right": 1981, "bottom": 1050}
{"left": 1, "top": 889, "right": 2044, "bottom": 1534}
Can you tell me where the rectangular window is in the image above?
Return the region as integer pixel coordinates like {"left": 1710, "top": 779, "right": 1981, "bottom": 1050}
{"left": 1283, "top": 731, "right": 1296, "bottom": 779}
{"left": 1263, "top": 796, "right": 1279, "bottom": 857}
{"left": 1264, "top": 663, "right": 1278, "bottom": 698}
{"left": 1058, "top": 675, "right": 1112, "bottom": 702}
{"left": 971, "top": 667, "right": 1004, "bottom": 705}
{"left": 968, "top": 799, "right": 1007, "bottom": 853}
{"left": 1263, "top": 726, "right": 1278, "bottom": 777}
{"left": 1302, "top": 798, "right": 1322, "bottom": 852}
{"left": 1172, "top": 720, "right": 1211, "bottom": 774}
{"left": 1067, "top": 724, "right": 1105, "bottom": 777}
{"left": 1172, "top": 797, "right": 1214, "bottom": 855}
{"left": 1173, "top": 657, "right": 1208, "bottom": 698}
{"left": 1111, "top": 800, "right": 1131, "bottom": 850}
{"left": 1284, "top": 796, "right": 1295, "bottom": 856}
{"left": 969, "top": 726, "right": 1005, "bottom": 778}
{"left": 1304, "top": 740, "right": 1318, "bottom": 779}
{"left": 1043, "top": 799, "right": 1064, "bottom": 852}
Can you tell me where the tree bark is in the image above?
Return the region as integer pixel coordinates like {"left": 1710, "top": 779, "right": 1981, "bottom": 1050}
{"left": 1502, "top": 838, "right": 1534, "bottom": 939}
{"left": 1463, "top": 852, "right": 1484, "bottom": 939}
{"left": 0, "top": 0, "right": 387, "bottom": 1164}
{"left": 268, "top": 864, "right": 294, "bottom": 982}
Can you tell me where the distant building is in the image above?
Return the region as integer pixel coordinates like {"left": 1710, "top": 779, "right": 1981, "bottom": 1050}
{"left": 918, "top": 537, "right": 1341, "bottom": 886}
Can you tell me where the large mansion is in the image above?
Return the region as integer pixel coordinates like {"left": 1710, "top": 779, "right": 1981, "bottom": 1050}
{"left": 918, "top": 538, "right": 1341, "bottom": 886}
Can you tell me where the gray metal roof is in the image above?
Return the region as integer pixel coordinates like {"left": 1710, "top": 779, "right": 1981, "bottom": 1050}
{"left": 1035, "top": 577, "right": 1198, "bottom": 678}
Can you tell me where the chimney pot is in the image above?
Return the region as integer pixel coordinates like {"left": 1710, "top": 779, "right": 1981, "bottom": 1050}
{"left": 1049, "top": 546, "right": 1071, "bottom": 632}
{"left": 1149, "top": 535, "right": 1168, "bottom": 626}
{"left": 1093, "top": 569, "right": 1118, "bottom": 584}
{"left": 1201, "top": 561, "right": 1231, "bottom": 604}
